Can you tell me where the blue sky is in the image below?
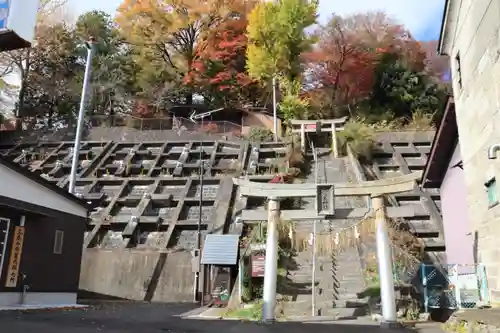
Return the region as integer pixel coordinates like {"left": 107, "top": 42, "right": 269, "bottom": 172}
{"left": 70, "top": 0, "right": 445, "bottom": 41}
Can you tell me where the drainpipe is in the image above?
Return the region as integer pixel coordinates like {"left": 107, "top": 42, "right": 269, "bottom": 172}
{"left": 487, "top": 144, "right": 500, "bottom": 159}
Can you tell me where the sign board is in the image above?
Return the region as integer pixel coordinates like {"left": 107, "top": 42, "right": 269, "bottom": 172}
{"left": 250, "top": 243, "right": 266, "bottom": 252}
{"left": 0, "top": 0, "right": 10, "bottom": 30}
{"left": 5, "top": 226, "right": 24, "bottom": 288}
{"left": 316, "top": 184, "right": 335, "bottom": 216}
{"left": 251, "top": 255, "right": 265, "bottom": 277}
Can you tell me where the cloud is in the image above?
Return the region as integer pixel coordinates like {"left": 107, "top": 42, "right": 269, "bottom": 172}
{"left": 319, "top": 0, "right": 446, "bottom": 40}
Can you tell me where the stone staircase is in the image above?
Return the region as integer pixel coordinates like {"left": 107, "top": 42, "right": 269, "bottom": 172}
{"left": 284, "top": 152, "right": 369, "bottom": 319}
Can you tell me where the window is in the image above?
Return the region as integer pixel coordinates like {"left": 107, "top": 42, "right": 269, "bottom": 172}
{"left": 486, "top": 178, "right": 498, "bottom": 208}
{"left": 53, "top": 230, "right": 64, "bottom": 254}
{"left": 455, "top": 53, "right": 462, "bottom": 89}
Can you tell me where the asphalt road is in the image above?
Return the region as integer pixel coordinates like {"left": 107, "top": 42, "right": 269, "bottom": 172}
{"left": 0, "top": 302, "right": 445, "bottom": 333}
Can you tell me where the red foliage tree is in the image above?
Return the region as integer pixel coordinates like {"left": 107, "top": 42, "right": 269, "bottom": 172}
{"left": 305, "top": 12, "right": 428, "bottom": 116}
{"left": 185, "top": 17, "right": 255, "bottom": 103}
{"left": 305, "top": 16, "right": 378, "bottom": 109}
{"left": 419, "top": 40, "right": 450, "bottom": 82}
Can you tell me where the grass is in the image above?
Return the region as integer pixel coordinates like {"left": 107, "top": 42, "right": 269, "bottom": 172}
{"left": 357, "top": 284, "right": 381, "bottom": 299}
{"left": 224, "top": 301, "right": 263, "bottom": 320}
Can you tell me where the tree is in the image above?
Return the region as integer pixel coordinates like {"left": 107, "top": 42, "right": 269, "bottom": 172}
{"left": 420, "top": 40, "right": 450, "bottom": 82}
{"left": 185, "top": 2, "right": 259, "bottom": 107}
{"left": 305, "top": 15, "right": 378, "bottom": 118}
{"left": 116, "top": 0, "right": 242, "bottom": 105}
{"left": 246, "top": 0, "right": 318, "bottom": 119}
{"left": 21, "top": 23, "right": 82, "bottom": 128}
{"left": 0, "top": 0, "right": 72, "bottom": 122}
{"left": 305, "top": 12, "right": 433, "bottom": 120}
{"left": 75, "top": 10, "right": 138, "bottom": 115}
{"left": 246, "top": 0, "right": 318, "bottom": 82}
{"left": 368, "top": 52, "right": 448, "bottom": 121}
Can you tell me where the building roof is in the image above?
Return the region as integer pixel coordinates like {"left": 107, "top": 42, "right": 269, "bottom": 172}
{"left": 201, "top": 234, "right": 240, "bottom": 266}
{"left": 437, "top": 0, "right": 451, "bottom": 55}
{"left": 421, "top": 97, "right": 458, "bottom": 188}
{"left": 0, "top": 155, "right": 90, "bottom": 210}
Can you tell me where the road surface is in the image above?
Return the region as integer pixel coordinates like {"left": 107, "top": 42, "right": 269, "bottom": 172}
{"left": 0, "top": 302, "right": 445, "bottom": 333}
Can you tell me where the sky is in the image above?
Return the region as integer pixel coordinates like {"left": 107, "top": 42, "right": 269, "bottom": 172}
{"left": 70, "top": 0, "right": 446, "bottom": 41}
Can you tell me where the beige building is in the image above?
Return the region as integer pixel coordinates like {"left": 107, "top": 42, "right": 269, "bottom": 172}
{"left": 439, "top": 0, "right": 500, "bottom": 302}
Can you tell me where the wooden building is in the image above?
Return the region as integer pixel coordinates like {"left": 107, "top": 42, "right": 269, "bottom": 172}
{"left": 0, "top": 156, "right": 89, "bottom": 307}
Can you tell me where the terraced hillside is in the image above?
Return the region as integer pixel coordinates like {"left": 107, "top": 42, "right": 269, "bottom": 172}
{"left": 0, "top": 131, "right": 443, "bottom": 306}
{"left": 369, "top": 132, "right": 445, "bottom": 266}
{"left": 0, "top": 139, "right": 293, "bottom": 302}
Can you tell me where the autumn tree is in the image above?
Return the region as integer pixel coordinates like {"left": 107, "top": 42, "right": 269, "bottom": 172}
{"left": 305, "top": 12, "right": 433, "bottom": 120}
{"left": 116, "top": 0, "right": 244, "bottom": 106}
{"left": 420, "top": 40, "right": 450, "bottom": 82}
{"left": 246, "top": 0, "right": 318, "bottom": 82}
{"left": 0, "top": 0, "right": 72, "bottom": 123}
{"left": 21, "top": 23, "right": 82, "bottom": 128}
{"left": 246, "top": 0, "right": 318, "bottom": 119}
{"left": 185, "top": 1, "right": 259, "bottom": 107}
{"left": 305, "top": 15, "right": 377, "bottom": 118}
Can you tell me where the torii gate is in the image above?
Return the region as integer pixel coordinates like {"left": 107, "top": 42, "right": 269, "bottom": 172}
{"left": 234, "top": 172, "right": 421, "bottom": 326}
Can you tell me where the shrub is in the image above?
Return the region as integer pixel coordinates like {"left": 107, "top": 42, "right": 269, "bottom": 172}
{"left": 337, "top": 119, "right": 375, "bottom": 161}
{"left": 405, "top": 109, "right": 435, "bottom": 130}
{"left": 248, "top": 127, "right": 274, "bottom": 142}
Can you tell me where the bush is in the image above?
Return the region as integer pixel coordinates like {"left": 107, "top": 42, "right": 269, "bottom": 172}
{"left": 337, "top": 120, "right": 375, "bottom": 161}
{"left": 248, "top": 127, "right": 274, "bottom": 142}
{"left": 405, "top": 109, "right": 435, "bottom": 130}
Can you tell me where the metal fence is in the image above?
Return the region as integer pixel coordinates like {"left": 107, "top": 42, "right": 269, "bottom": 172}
{"left": 89, "top": 114, "right": 173, "bottom": 130}
{"left": 87, "top": 114, "right": 243, "bottom": 135}
{"left": 173, "top": 117, "right": 242, "bottom": 136}
{"left": 421, "top": 264, "right": 489, "bottom": 312}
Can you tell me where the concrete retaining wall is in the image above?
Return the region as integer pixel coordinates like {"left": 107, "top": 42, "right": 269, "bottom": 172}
{"left": 79, "top": 249, "right": 194, "bottom": 302}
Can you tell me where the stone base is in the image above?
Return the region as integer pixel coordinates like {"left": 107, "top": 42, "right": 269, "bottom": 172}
{"left": 379, "top": 321, "right": 405, "bottom": 329}
{"left": 261, "top": 318, "right": 276, "bottom": 324}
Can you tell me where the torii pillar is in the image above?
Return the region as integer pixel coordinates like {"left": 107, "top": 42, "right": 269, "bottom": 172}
{"left": 235, "top": 172, "right": 421, "bottom": 325}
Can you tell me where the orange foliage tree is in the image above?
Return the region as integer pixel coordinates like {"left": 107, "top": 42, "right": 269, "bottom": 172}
{"left": 185, "top": 8, "right": 257, "bottom": 106}
{"left": 116, "top": 0, "right": 250, "bottom": 104}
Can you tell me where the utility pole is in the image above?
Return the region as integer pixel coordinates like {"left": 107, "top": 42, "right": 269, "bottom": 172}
{"left": 311, "top": 145, "right": 318, "bottom": 316}
{"left": 272, "top": 76, "right": 278, "bottom": 142}
{"left": 194, "top": 139, "right": 205, "bottom": 303}
{"left": 68, "top": 37, "right": 96, "bottom": 194}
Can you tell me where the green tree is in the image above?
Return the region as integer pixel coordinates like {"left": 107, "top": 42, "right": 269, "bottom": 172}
{"left": 368, "top": 52, "right": 448, "bottom": 122}
{"left": 75, "top": 10, "right": 138, "bottom": 115}
{"left": 246, "top": 0, "right": 317, "bottom": 120}
{"left": 246, "top": 0, "right": 318, "bottom": 82}
{"left": 21, "top": 23, "right": 82, "bottom": 128}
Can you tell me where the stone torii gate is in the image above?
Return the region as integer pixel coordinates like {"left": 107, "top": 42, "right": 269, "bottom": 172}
{"left": 289, "top": 117, "right": 348, "bottom": 157}
{"left": 234, "top": 172, "right": 421, "bottom": 326}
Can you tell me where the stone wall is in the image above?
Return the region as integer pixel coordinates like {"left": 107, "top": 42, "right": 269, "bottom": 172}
{"left": 442, "top": 0, "right": 500, "bottom": 301}
{"left": 79, "top": 249, "right": 194, "bottom": 302}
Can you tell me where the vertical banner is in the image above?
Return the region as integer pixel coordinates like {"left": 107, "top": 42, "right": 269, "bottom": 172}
{"left": 0, "top": 0, "right": 10, "bottom": 30}
{"left": 5, "top": 226, "right": 25, "bottom": 288}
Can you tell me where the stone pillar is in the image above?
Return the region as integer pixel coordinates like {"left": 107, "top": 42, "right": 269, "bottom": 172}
{"left": 300, "top": 124, "right": 306, "bottom": 153}
{"left": 331, "top": 123, "right": 338, "bottom": 158}
{"left": 372, "top": 196, "right": 397, "bottom": 325}
{"left": 262, "top": 197, "right": 280, "bottom": 323}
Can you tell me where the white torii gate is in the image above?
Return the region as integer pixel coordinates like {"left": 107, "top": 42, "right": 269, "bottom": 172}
{"left": 234, "top": 172, "right": 421, "bottom": 326}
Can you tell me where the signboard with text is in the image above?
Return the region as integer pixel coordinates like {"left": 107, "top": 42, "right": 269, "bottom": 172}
{"left": 251, "top": 255, "right": 265, "bottom": 277}
{"left": 5, "top": 226, "right": 24, "bottom": 288}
